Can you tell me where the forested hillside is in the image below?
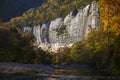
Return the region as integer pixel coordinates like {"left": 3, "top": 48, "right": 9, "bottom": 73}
{"left": 3, "top": 0, "right": 96, "bottom": 27}
{"left": 0, "top": 0, "right": 46, "bottom": 22}
{"left": 0, "top": 0, "right": 120, "bottom": 75}
{"left": 68, "top": 0, "right": 120, "bottom": 72}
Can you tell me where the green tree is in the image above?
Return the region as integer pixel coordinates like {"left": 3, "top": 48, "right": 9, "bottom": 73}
{"left": 70, "top": 41, "right": 89, "bottom": 64}
{"left": 57, "top": 46, "right": 71, "bottom": 65}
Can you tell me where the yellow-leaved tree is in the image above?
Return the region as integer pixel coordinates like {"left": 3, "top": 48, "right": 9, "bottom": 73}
{"left": 98, "top": 0, "right": 120, "bottom": 35}
{"left": 98, "top": 0, "right": 120, "bottom": 70}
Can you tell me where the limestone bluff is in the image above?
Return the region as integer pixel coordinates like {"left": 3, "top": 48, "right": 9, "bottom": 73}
{"left": 23, "top": 1, "right": 99, "bottom": 52}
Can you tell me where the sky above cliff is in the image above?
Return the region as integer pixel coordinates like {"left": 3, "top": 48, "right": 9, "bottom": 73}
{"left": 0, "top": 0, "right": 46, "bottom": 22}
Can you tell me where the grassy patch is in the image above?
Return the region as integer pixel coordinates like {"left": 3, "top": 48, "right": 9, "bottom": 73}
{"left": 52, "top": 69, "right": 93, "bottom": 76}
{"left": 91, "top": 69, "right": 120, "bottom": 76}
{"left": 15, "top": 70, "right": 41, "bottom": 76}
{"left": 51, "top": 69, "right": 120, "bottom": 77}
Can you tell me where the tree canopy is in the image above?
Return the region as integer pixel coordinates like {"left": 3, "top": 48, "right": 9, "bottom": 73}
{"left": 3, "top": 0, "right": 95, "bottom": 27}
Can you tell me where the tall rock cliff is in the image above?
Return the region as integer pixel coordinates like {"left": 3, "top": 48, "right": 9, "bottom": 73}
{"left": 23, "top": 1, "right": 99, "bottom": 51}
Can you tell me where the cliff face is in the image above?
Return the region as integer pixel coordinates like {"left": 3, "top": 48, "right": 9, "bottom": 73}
{"left": 23, "top": 1, "right": 99, "bottom": 51}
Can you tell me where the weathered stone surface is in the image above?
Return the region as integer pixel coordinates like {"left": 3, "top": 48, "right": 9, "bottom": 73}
{"left": 23, "top": 1, "right": 99, "bottom": 51}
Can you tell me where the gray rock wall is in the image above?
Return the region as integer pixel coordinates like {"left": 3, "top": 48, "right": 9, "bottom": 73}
{"left": 23, "top": 1, "right": 99, "bottom": 51}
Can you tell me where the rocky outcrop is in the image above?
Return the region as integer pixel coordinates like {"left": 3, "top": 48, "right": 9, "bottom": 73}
{"left": 23, "top": 1, "right": 99, "bottom": 51}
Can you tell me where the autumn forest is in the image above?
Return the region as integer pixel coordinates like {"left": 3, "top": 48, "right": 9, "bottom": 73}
{"left": 0, "top": 0, "right": 120, "bottom": 76}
